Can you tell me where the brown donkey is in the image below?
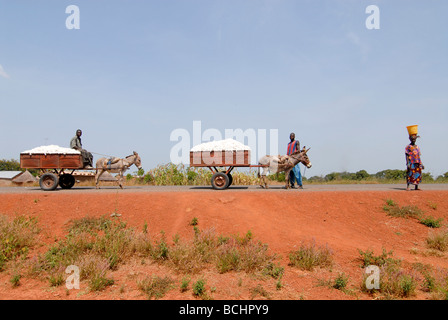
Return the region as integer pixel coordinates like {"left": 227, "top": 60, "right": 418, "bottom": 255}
{"left": 258, "top": 147, "right": 312, "bottom": 189}
{"left": 95, "top": 151, "right": 142, "bottom": 189}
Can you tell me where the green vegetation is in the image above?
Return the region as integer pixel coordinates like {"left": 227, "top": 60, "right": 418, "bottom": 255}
{"left": 0, "top": 159, "right": 39, "bottom": 176}
{"left": 0, "top": 215, "right": 40, "bottom": 271}
{"left": 5, "top": 212, "right": 448, "bottom": 300}
{"left": 383, "top": 200, "right": 444, "bottom": 228}
{"left": 419, "top": 216, "right": 443, "bottom": 228}
{"left": 358, "top": 248, "right": 401, "bottom": 269}
{"left": 132, "top": 166, "right": 448, "bottom": 185}
{"left": 1, "top": 215, "right": 283, "bottom": 296}
{"left": 426, "top": 229, "right": 448, "bottom": 252}
{"left": 288, "top": 240, "right": 334, "bottom": 271}
{"left": 138, "top": 275, "right": 175, "bottom": 300}
{"left": 383, "top": 201, "right": 424, "bottom": 219}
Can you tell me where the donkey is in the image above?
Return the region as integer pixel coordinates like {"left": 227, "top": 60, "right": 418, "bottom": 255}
{"left": 258, "top": 147, "right": 312, "bottom": 189}
{"left": 95, "top": 151, "right": 142, "bottom": 189}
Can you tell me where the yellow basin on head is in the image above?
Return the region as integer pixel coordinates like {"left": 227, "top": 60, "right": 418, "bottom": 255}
{"left": 407, "top": 125, "right": 418, "bottom": 136}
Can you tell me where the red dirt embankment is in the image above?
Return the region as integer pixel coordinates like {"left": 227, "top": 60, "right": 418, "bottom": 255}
{"left": 0, "top": 189, "right": 447, "bottom": 300}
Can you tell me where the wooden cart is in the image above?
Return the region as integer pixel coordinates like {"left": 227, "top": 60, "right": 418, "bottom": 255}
{"left": 189, "top": 150, "right": 265, "bottom": 190}
{"left": 20, "top": 153, "right": 84, "bottom": 191}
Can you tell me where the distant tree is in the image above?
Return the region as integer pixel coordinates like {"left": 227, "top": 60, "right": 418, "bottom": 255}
{"left": 375, "top": 169, "right": 406, "bottom": 180}
{"left": 325, "top": 172, "right": 339, "bottom": 181}
{"left": 0, "top": 159, "right": 21, "bottom": 171}
{"left": 422, "top": 172, "right": 434, "bottom": 182}
{"left": 355, "top": 170, "right": 370, "bottom": 180}
{"left": 308, "top": 175, "right": 325, "bottom": 183}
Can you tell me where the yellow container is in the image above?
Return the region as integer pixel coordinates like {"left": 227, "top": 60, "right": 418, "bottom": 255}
{"left": 407, "top": 125, "right": 418, "bottom": 136}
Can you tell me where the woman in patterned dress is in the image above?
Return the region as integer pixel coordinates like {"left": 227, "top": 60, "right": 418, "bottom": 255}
{"left": 405, "top": 134, "right": 424, "bottom": 191}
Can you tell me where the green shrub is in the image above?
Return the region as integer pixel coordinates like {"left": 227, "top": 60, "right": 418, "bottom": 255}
{"left": 288, "top": 240, "right": 333, "bottom": 271}
{"left": 419, "top": 216, "right": 443, "bottom": 228}
{"left": 358, "top": 248, "right": 400, "bottom": 268}
{"left": 426, "top": 230, "right": 448, "bottom": 252}
{"left": 138, "top": 275, "right": 174, "bottom": 299}
{"left": 0, "top": 215, "right": 40, "bottom": 271}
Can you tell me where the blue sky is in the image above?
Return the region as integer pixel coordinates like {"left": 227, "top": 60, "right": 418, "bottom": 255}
{"left": 1, "top": 0, "right": 447, "bottom": 177}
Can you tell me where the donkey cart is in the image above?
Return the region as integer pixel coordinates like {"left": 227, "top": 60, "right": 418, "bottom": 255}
{"left": 20, "top": 152, "right": 84, "bottom": 191}
{"left": 189, "top": 149, "right": 266, "bottom": 190}
{"left": 20, "top": 150, "right": 142, "bottom": 191}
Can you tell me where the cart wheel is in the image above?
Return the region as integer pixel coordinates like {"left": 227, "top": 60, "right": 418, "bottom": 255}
{"left": 39, "top": 172, "right": 59, "bottom": 191}
{"left": 59, "top": 173, "right": 75, "bottom": 189}
{"left": 226, "top": 173, "right": 233, "bottom": 188}
{"left": 211, "top": 172, "right": 229, "bottom": 190}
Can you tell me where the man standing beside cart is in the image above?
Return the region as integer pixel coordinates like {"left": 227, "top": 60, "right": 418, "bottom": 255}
{"left": 70, "top": 129, "right": 94, "bottom": 169}
{"left": 287, "top": 132, "right": 303, "bottom": 189}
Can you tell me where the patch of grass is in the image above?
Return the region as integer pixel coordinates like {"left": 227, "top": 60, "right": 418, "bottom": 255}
{"left": 428, "top": 202, "right": 438, "bottom": 210}
{"left": 0, "top": 215, "right": 40, "bottom": 271}
{"left": 385, "top": 199, "right": 397, "bottom": 207}
{"left": 288, "top": 240, "right": 333, "bottom": 271}
{"left": 48, "top": 273, "right": 64, "bottom": 287}
{"left": 333, "top": 272, "right": 350, "bottom": 290}
{"left": 189, "top": 217, "right": 198, "bottom": 226}
{"left": 166, "top": 228, "right": 278, "bottom": 277}
{"left": 249, "top": 284, "right": 271, "bottom": 300}
{"left": 426, "top": 229, "right": 448, "bottom": 252}
{"left": 262, "top": 262, "right": 284, "bottom": 280}
{"left": 180, "top": 276, "right": 190, "bottom": 292}
{"left": 419, "top": 216, "right": 443, "bottom": 228}
{"left": 358, "top": 248, "right": 401, "bottom": 268}
{"left": 192, "top": 278, "right": 207, "bottom": 299}
{"left": 383, "top": 201, "right": 424, "bottom": 219}
{"left": 10, "top": 273, "right": 21, "bottom": 287}
{"left": 33, "top": 216, "right": 152, "bottom": 291}
{"left": 379, "top": 270, "right": 418, "bottom": 298}
{"left": 138, "top": 275, "right": 175, "bottom": 300}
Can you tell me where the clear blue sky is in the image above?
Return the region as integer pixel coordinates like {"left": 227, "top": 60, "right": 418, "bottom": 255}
{"left": 1, "top": 0, "right": 447, "bottom": 177}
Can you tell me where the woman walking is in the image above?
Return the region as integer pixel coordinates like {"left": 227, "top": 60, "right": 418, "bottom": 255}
{"left": 405, "top": 125, "right": 424, "bottom": 191}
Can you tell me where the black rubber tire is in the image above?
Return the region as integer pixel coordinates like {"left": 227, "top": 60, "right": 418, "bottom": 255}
{"left": 226, "top": 173, "right": 233, "bottom": 188}
{"left": 59, "top": 173, "right": 75, "bottom": 189}
{"left": 39, "top": 172, "right": 59, "bottom": 191}
{"left": 211, "top": 172, "right": 229, "bottom": 190}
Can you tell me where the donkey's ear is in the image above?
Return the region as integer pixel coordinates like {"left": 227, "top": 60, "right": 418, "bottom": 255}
{"left": 305, "top": 148, "right": 311, "bottom": 153}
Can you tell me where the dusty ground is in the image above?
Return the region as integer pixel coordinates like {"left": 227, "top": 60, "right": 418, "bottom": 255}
{"left": 0, "top": 187, "right": 447, "bottom": 300}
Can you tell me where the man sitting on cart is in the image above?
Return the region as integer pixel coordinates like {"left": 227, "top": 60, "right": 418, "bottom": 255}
{"left": 70, "top": 129, "right": 94, "bottom": 169}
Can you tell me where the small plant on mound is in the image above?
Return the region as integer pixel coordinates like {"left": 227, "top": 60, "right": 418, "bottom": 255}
{"left": 419, "top": 216, "right": 443, "bottom": 228}
{"left": 250, "top": 284, "right": 271, "bottom": 300}
{"left": 375, "top": 269, "right": 418, "bottom": 299}
{"left": 383, "top": 200, "right": 424, "bottom": 219}
{"left": 138, "top": 275, "right": 175, "bottom": 300}
{"left": 288, "top": 240, "right": 333, "bottom": 271}
{"left": 193, "top": 278, "right": 211, "bottom": 300}
{"left": 34, "top": 216, "right": 152, "bottom": 291}
{"left": 426, "top": 229, "right": 448, "bottom": 252}
{"left": 333, "top": 272, "right": 350, "bottom": 290}
{"left": 0, "top": 215, "right": 40, "bottom": 271}
{"left": 357, "top": 248, "right": 401, "bottom": 268}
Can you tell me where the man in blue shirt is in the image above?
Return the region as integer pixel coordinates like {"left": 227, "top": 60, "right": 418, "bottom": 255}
{"left": 287, "top": 133, "right": 302, "bottom": 189}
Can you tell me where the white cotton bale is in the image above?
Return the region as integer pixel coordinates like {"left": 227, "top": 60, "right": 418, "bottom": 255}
{"left": 190, "top": 139, "right": 251, "bottom": 152}
{"left": 21, "top": 145, "right": 81, "bottom": 155}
